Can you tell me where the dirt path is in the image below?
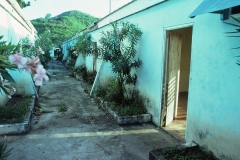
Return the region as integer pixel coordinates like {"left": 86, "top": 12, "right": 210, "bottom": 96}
{"left": 3, "top": 60, "right": 179, "bottom": 160}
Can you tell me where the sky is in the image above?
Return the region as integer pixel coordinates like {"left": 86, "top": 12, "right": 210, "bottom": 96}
{"left": 22, "top": 0, "right": 132, "bottom": 20}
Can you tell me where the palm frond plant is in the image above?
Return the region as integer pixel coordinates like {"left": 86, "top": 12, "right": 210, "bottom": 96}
{"left": 0, "top": 36, "right": 18, "bottom": 97}
{"left": 99, "top": 21, "right": 142, "bottom": 104}
{"left": 0, "top": 142, "right": 13, "bottom": 160}
{"left": 224, "top": 16, "right": 240, "bottom": 66}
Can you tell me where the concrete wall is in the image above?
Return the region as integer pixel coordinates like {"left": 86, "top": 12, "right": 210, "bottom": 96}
{"left": 85, "top": 55, "right": 93, "bottom": 72}
{"left": 185, "top": 15, "right": 240, "bottom": 160}
{"left": 106, "top": 0, "right": 197, "bottom": 126}
{"left": 9, "top": 70, "right": 35, "bottom": 96}
{"left": 0, "top": 0, "right": 36, "bottom": 105}
{"left": 62, "top": 0, "right": 240, "bottom": 158}
{"left": 0, "top": 0, "right": 35, "bottom": 43}
{"left": 61, "top": 43, "right": 69, "bottom": 60}
{"left": 75, "top": 54, "right": 85, "bottom": 68}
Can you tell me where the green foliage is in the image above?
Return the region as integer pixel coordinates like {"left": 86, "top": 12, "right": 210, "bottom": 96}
{"left": 152, "top": 146, "right": 218, "bottom": 160}
{"left": 74, "top": 65, "right": 85, "bottom": 75}
{"left": 99, "top": 21, "right": 142, "bottom": 102}
{"left": 31, "top": 10, "right": 98, "bottom": 46}
{"left": 224, "top": 16, "right": 240, "bottom": 66}
{"left": 95, "top": 86, "right": 107, "bottom": 98}
{"left": 108, "top": 85, "right": 146, "bottom": 116}
{"left": 74, "top": 66, "right": 96, "bottom": 85}
{"left": 0, "top": 143, "right": 13, "bottom": 160}
{"left": 55, "top": 102, "right": 68, "bottom": 112}
{"left": 0, "top": 96, "right": 31, "bottom": 124}
{"left": 0, "top": 36, "right": 18, "bottom": 95}
{"left": 105, "top": 78, "right": 121, "bottom": 103}
{"left": 113, "top": 104, "right": 146, "bottom": 116}
{"left": 21, "top": 37, "right": 38, "bottom": 57}
{"left": 74, "top": 33, "right": 94, "bottom": 56}
{"left": 34, "top": 31, "right": 53, "bottom": 67}
{"left": 45, "top": 13, "right": 52, "bottom": 19}
{"left": 96, "top": 78, "right": 147, "bottom": 116}
{"left": 19, "top": 35, "right": 51, "bottom": 68}
{"left": 0, "top": 36, "right": 19, "bottom": 56}
{"left": 16, "top": 0, "right": 30, "bottom": 8}
{"left": 66, "top": 47, "right": 78, "bottom": 69}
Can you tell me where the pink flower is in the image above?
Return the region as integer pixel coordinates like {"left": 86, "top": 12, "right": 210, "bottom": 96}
{"left": 1, "top": 79, "right": 8, "bottom": 87}
{"left": 8, "top": 87, "right": 16, "bottom": 98}
{"left": 33, "top": 65, "right": 49, "bottom": 86}
{"left": 25, "top": 57, "right": 40, "bottom": 74}
{"left": 9, "top": 52, "right": 27, "bottom": 68}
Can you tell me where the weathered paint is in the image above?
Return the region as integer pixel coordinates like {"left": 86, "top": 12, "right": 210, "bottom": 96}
{"left": 85, "top": 55, "right": 94, "bottom": 72}
{"left": 185, "top": 15, "right": 240, "bottom": 159}
{"left": 75, "top": 54, "right": 85, "bottom": 68}
{"left": 62, "top": 0, "right": 240, "bottom": 158}
{"left": 0, "top": 0, "right": 36, "bottom": 105}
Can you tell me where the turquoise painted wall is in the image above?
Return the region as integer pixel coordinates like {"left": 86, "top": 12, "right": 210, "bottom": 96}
{"left": 62, "top": 0, "right": 240, "bottom": 158}
{"left": 186, "top": 14, "right": 240, "bottom": 159}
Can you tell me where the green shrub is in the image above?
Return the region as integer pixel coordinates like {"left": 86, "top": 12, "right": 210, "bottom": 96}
{"left": 105, "top": 78, "right": 121, "bottom": 103}
{"left": 0, "top": 96, "right": 32, "bottom": 124}
{"left": 99, "top": 21, "right": 142, "bottom": 103}
{"left": 0, "top": 143, "right": 13, "bottom": 160}
{"left": 95, "top": 86, "right": 107, "bottom": 98}
{"left": 55, "top": 102, "right": 68, "bottom": 112}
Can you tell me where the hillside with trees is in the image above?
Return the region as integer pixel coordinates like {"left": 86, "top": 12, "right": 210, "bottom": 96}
{"left": 31, "top": 10, "right": 99, "bottom": 46}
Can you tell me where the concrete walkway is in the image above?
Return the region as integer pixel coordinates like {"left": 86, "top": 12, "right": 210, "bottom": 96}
{"left": 2, "top": 60, "right": 179, "bottom": 160}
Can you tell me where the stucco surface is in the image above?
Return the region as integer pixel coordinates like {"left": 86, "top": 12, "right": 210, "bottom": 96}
{"left": 60, "top": 0, "right": 240, "bottom": 158}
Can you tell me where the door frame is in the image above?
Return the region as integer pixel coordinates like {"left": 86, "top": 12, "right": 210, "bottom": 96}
{"left": 160, "top": 23, "right": 193, "bottom": 127}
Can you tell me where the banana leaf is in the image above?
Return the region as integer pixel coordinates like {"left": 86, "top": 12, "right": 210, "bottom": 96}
{"left": 0, "top": 45, "right": 16, "bottom": 50}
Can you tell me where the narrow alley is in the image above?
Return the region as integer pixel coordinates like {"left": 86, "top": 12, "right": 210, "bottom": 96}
{"left": 3, "top": 60, "right": 179, "bottom": 160}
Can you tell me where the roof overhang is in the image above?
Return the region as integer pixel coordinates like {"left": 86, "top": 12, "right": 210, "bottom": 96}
{"left": 189, "top": 0, "right": 240, "bottom": 18}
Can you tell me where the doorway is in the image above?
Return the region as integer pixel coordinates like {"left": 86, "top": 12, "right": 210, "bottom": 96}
{"left": 161, "top": 27, "right": 192, "bottom": 142}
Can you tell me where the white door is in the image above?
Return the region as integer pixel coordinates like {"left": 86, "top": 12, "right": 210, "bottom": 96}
{"left": 165, "top": 32, "right": 182, "bottom": 126}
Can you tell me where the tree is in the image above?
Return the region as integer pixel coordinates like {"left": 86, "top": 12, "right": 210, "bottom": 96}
{"left": 99, "top": 21, "right": 142, "bottom": 103}
{"left": 16, "top": 0, "right": 30, "bottom": 8}
{"left": 45, "top": 13, "right": 52, "bottom": 19}
{"left": 31, "top": 11, "right": 98, "bottom": 46}
{"left": 34, "top": 30, "right": 53, "bottom": 67}
{"left": 74, "top": 33, "right": 93, "bottom": 56}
